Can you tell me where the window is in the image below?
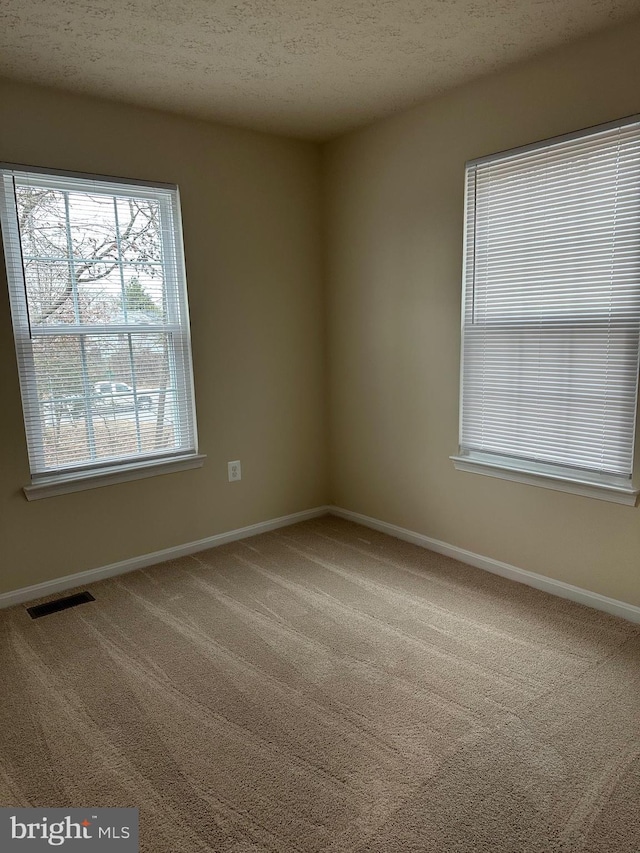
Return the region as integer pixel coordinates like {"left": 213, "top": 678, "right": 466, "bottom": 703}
{"left": 452, "top": 117, "right": 640, "bottom": 505}
{"left": 0, "top": 166, "right": 203, "bottom": 499}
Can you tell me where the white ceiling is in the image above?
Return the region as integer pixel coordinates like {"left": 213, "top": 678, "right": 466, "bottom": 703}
{"left": 1, "top": 0, "right": 639, "bottom": 140}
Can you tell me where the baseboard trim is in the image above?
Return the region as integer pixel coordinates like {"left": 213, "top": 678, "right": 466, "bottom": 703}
{"left": 6, "top": 503, "right": 638, "bottom": 625}
{"left": 329, "top": 506, "right": 640, "bottom": 625}
{"left": 0, "top": 506, "right": 330, "bottom": 610}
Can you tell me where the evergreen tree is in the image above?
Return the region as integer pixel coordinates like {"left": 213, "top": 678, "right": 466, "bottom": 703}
{"left": 122, "top": 278, "right": 161, "bottom": 315}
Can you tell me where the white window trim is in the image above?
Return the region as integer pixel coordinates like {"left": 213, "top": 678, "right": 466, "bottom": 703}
{"left": 23, "top": 453, "right": 207, "bottom": 501}
{"left": 450, "top": 454, "right": 639, "bottom": 506}
{"left": 454, "top": 114, "right": 640, "bottom": 505}
{"left": 0, "top": 163, "right": 202, "bottom": 497}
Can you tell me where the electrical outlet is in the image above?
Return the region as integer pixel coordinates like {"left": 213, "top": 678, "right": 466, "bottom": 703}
{"left": 228, "top": 460, "right": 241, "bottom": 482}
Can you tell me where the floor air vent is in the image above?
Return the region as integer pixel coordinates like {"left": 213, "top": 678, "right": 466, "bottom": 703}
{"left": 27, "top": 591, "right": 95, "bottom": 619}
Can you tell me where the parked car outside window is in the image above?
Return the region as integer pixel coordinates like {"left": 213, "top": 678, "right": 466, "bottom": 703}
{"left": 93, "top": 382, "right": 153, "bottom": 412}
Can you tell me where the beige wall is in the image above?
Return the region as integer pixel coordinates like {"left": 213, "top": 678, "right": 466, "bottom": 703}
{"left": 324, "top": 19, "right": 640, "bottom": 607}
{"left": 0, "top": 79, "right": 328, "bottom": 596}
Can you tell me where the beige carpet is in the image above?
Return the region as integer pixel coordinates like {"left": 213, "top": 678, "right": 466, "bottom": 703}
{"left": 1, "top": 516, "right": 639, "bottom": 852}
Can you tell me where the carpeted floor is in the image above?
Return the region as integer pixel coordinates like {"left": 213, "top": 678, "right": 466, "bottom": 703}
{"left": 1, "top": 516, "right": 639, "bottom": 852}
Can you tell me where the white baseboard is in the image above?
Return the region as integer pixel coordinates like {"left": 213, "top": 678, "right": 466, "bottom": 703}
{"left": 6, "top": 503, "right": 639, "bottom": 626}
{"left": 329, "top": 506, "right": 640, "bottom": 625}
{"left": 0, "top": 506, "right": 330, "bottom": 610}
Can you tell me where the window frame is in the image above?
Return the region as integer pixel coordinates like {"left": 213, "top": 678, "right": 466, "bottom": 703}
{"left": 451, "top": 116, "right": 640, "bottom": 506}
{"left": 0, "top": 163, "right": 204, "bottom": 499}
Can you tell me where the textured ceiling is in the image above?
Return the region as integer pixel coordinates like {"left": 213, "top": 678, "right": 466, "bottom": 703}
{"left": 1, "top": 0, "right": 639, "bottom": 139}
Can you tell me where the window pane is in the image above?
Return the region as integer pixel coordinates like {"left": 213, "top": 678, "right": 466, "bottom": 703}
{"left": 114, "top": 197, "right": 162, "bottom": 264}
{"left": 67, "top": 191, "right": 118, "bottom": 259}
{"left": 473, "top": 142, "right": 640, "bottom": 325}
{"left": 16, "top": 187, "right": 68, "bottom": 261}
{"left": 115, "top": 266, "right": 167, "bottom": 324}
{"left": 33, "top": 333, "right": 181, "bottom": 471}
{"left": 24, "top": 260, "right": 76, "bottom": 325}
{"left": 16, "top": 185, "right": 169, "bottom": 327}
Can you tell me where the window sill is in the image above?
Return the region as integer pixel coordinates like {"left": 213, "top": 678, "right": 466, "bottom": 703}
{"left": 24, "top": 454, "right": 206, "bottom": 501}
{"left": 450, "top": 455, "right": 639, "bottom": 506}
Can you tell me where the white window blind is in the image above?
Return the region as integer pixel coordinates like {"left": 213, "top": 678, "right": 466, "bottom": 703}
{"left": 458, "top": 118, "right": 640, "bottom": 490}
{"left": 0, "top": 166, "right": 199, "bottom": 485}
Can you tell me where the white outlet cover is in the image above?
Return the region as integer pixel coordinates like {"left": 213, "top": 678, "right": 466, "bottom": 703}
{"left": 228, "top": 460, "right": 242, "bottom": 481}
